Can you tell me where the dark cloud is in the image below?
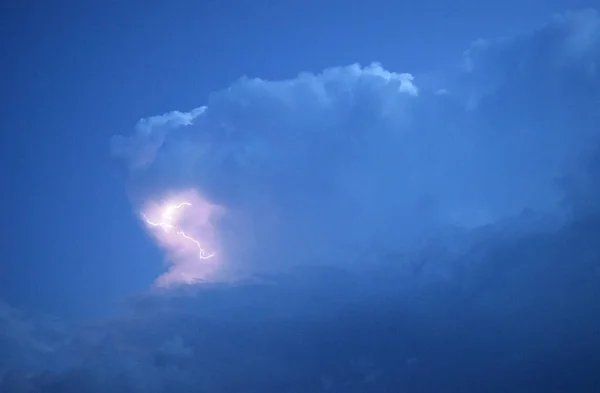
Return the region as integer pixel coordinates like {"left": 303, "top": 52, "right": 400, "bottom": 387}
{"left": 4, "top": 9, "right": 600, "bottom": 393}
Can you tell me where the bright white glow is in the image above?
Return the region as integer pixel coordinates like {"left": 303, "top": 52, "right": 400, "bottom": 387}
{"left": 139, "top": 189, "right": 223, "bottom": 287}
{"left": 142, "top": 202, "right": 215, "bottom": 259}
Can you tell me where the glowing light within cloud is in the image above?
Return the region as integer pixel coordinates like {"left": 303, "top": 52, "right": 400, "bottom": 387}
{"left": 111, "top": 10, "right": 600, "bottom": 283}
{"left": 142, "top": 202, "right": 215, "bottom": 260}
{"left": 140, "top": 189, "right": 224, "bottom": 287}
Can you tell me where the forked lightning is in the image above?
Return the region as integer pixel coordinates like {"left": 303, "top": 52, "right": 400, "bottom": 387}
{"left": 142, "top": 202, "right": 215, "bottom": 259}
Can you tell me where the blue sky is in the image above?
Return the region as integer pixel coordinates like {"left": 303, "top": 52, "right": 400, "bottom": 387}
{"left": 0, "top": 1, "right": 596, "bottom": 319}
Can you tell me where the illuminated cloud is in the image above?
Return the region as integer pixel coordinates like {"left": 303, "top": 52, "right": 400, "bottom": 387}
{"left": 111, "top": 9, "right": 600, "bottom": 286}
{"left": 139, "top": 188, "right": 225, "bottom": 286}
{"left": 3, "top": 9, "right": 599, "bottom": 392}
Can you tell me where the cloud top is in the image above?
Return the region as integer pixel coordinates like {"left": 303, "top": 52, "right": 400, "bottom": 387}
{"left": 111, "top": 9, "right": 600, "bottom": 285}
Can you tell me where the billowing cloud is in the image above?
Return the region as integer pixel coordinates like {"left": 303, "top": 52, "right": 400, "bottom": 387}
{"left": 111, "top": 11, "right": 600, "bottom": 288}
{"left": 3, "top": 10, "right": 600, "bottom": 392}
{"left": 139, "top": 188, "right": 225, "bottom": 286}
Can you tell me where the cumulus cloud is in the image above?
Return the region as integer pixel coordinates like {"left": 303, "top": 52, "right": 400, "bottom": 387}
{"left": 110, "top": 11, "right": 600, "bottom": 289}
{"left": 6, "top": 8, "right": 600, "bottom": 385}
{"left": 140, "top": 188, "right": 225, "bottom": 286}
{"left": 0, "top": 10, "right": 590, "bottom": 392}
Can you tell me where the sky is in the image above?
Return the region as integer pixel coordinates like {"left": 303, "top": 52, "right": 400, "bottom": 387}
{"left": 2, "top": 0, "right": 596, "bottom": 319}
{"left": 2, "top": 1, "right": 600, "bottom": 392}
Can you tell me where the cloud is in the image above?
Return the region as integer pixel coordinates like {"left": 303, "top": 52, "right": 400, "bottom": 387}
{"left": 139, "top": 188, "right": 225, "bottom": 286}
{"left": 1, "top": 9, "right": 593, "bottom": 392}
{"left": 111, "top": 10, "right": 600, "bottom": 288}
{"left": 5, "top": 210, "right": 600, "bottom": 392}
{"left": 0, "top": 302, "right": 72, "bottom": 376}
{"left": 111, "top": 108, "right": 206, "bottom": 171}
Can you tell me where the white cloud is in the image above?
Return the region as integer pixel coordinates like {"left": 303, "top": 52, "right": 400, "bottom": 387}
{"left": 4, "top": 10, "right": 600, "bottom": 392}
{"left": 110, "top": 11, "right": 600, "bottom": 287}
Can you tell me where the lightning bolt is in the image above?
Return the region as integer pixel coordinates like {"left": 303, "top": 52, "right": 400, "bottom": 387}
{"left": 142, "top": 202, "right": 215, "bottom": 259}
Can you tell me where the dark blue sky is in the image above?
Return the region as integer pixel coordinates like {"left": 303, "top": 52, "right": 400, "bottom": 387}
{"left": 0, "top": 0, "right": 592, "bottom": 318}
